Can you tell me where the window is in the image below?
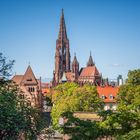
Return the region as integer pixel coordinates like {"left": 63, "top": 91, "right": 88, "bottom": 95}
{"left": 28, "top": 87, "right": 35, "bottom": 92}
{"left": 109, "top": 94, "right": 113, "bottom": 100}
{"left": 26, "top": 78, "right": 32, "bottom": 81}
{"left": 101, "top": 95, "right": 105, "bottom": 99}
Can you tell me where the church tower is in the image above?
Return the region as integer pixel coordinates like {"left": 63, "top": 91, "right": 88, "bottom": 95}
{"left": 54, "top": 9, "right": 70, "bottom": 84}
{"left": 72, "top": 54, "right": 79, "bottom": 80}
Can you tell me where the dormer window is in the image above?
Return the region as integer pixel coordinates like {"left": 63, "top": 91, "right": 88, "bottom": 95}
{"left": 109, "top": 94, "right": 113, "bottom": 100}
{"left": 101, "top": 95, "right": 105, "bottom": 99}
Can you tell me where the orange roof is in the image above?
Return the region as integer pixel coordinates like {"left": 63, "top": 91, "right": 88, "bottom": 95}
{"left": 97, "top": 86, "right": 119, "bottom": 103}
{"left": 21, "top": 65, "right": 38, "bottom": 85}
{"left": 12, "top": 75, "right": 23, "bottom": 85}
{"left": 79, "top": 66, "right": 100, "bottom": 77}
{"left": 42, "top": 88, "right": 50, "bottom": 94}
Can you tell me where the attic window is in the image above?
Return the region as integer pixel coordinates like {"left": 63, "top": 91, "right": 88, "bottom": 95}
{"left": 101, "top": 95, "right": 105, "bottom": 99}
{"left": 109, "top": 95, "right": 113, "bottom": 100}
{"left": 27, "top": 78, "right": 32, "bottom": 81}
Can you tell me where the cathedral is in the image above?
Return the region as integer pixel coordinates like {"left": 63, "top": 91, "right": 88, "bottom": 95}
{"left": 11, "top": 10, "right": 120, "bottom": 111}
{"left": 53, "top": 9, "right": 102, "bottom": 86}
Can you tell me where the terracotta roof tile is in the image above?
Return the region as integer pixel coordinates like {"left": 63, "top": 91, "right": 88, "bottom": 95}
{"left": 21, "top": 65, "right": 38, "bottom": 85}
{"left": 79, "top": 66, "right": 100, "bottom": 77}
{"left": 12, "top": 75, "right": 23, "bottom": 85}
{"left": 97, "top": 86, "right": 119, "bottom": 103}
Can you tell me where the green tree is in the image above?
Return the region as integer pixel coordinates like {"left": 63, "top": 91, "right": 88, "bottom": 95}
{"left": 0, "top": 52, "right": 14, "bottom": 79}
{"left": 0, "top": 53, "right": 46, "bottom": 139}
{"left": 51, "top": 83, "right": 103, "bottom": 129}
{"left": 117, "top": 129, "right": 140, "bottom": 140}
{"left": 116, "top": 69, "right": 140, "bottom": 133}
{"left": 127, "top": 69, "right": 140, "bottom": 85}
{"left": 61, "top": 112, "right": 100, "bottom": 140}
{"left": 100, "top": 69, "right": 140, "bottom": 139}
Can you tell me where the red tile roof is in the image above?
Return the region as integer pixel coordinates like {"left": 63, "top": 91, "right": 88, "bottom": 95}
{"left": 79, "top": 66, "right": 100, "bottom": 77}
{"left": 97, "top": 86, "right": 119, "bottom": 103}
{"left": 42, "top": 88, "right": 50, "bottom": 94}
{"left": 21, "top": 65, "right": 38, "bottom": 85}
{"left": 12, "top": 75, "right": 23, "bottom": 85}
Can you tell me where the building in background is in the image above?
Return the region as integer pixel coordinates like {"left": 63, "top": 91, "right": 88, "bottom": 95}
{"left": 97, "top": 86, "right": 119, "bottom": 110}
{"left": 78, "top": 53, "right": 102, "bottom": 86}
{"left": 117, "top": 75, "right": 123, "bottom": 86}
{"left": 53, "top": 10, "right": 102, "bottom": 86}
{"left": 53, "top": 9, "right": 71, "bottom": 85}
{"left": 12, "top": 65, "right": 42, "bottom": 108}
{"left": 50, "top": 10, "right": 122, "bottom": 111}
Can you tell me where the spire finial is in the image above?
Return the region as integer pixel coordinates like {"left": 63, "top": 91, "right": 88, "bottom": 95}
{"left": 62, "top": 8, "right": 64, "bottom": 16}
{"left": 58, "top": 9, "right": 67, "bottom": 40}
{"left": 90, "top": 51, "right": 92, "bottom": 56}
{"left": 74, "top": 52, "right": 76, "bottom": 57}
{"left": 87, "top": 52, "right": 94, "bottom": 67}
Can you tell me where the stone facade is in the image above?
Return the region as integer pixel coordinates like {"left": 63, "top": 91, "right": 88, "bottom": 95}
{"left": 54, "top": 9, "right": 70, "bottom": 84}
{"left": 53, "top": 10, "right": 102, "bottom": 86}
{"left": 12, "top": 65, "right": 42, "bottom": 107}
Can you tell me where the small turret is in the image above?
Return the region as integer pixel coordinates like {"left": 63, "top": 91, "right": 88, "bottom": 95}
{"left": 87, "top": 52, "right": 94, "bottom": 67}
{"left": 72, "top": 53, "right": 79, "bottom": 80}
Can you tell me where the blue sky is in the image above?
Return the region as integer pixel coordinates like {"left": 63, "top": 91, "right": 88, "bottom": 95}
{"left": 0, "top": 0, "right": 140, "bottom": 80}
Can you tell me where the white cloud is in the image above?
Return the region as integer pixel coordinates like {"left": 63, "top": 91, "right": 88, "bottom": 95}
{"left": 107, "top": 63, "right": 126, "bottom": 67}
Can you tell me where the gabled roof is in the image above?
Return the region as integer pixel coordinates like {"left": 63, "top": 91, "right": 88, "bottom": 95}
{"left": 79, "top": 66, "right": 100, "bottom": 77}
{"left": 20, "top": 65, "right": 38, "bottom": 85}
{"left": 97, "top": 86, "right": 119, "bottom": 103}
{"left": 12, "top": 75, "right": 23, "bottom": 85}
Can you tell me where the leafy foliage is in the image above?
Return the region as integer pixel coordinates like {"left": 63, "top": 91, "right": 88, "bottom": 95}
{"left": 99, "top": 69, "right": 140, "bottom": 138}
{"left": 51, "top": 83, "right": 103, "bottom": 129}
{"left": 61, "top": 111, "right": 100, "bottom": 140}
{"left": 0, "top": 53, "right": 15, "bottom": 78}
{"left": 127, "top": 69, "right": 140, "bottom": 86}
{"left": 0, "top": 53, "right": 47, "bottom": 139}
{"left": 117, "top": 129, "right": 140, "bottom": 140}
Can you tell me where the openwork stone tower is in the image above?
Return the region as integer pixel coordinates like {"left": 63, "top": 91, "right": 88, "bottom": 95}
{"left": 54, "top": 9, "right": 70, "bottom": 84}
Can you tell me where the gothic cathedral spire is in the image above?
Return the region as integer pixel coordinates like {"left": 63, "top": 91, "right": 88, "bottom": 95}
{"left": 58, "top": 9, "right": 67, "bottom": 40}
{"left": 54, "top": 9, "right": 71, "bottom": 84}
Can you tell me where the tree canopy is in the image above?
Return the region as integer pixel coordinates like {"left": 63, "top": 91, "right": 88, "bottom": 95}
{"left": 99, "top": 69, "right": 140, "bottom": 139}
{"left": 0, "top": 52, "right": 15, "bottom": 79}
{"left": 126, "top": 69, "right": 140, "bottom": 86}
{"left": 51, "top": 82, "right": 103, "bottom": 129}
{"left": 0, "top": 53, "right": 48, "bottom": 139}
